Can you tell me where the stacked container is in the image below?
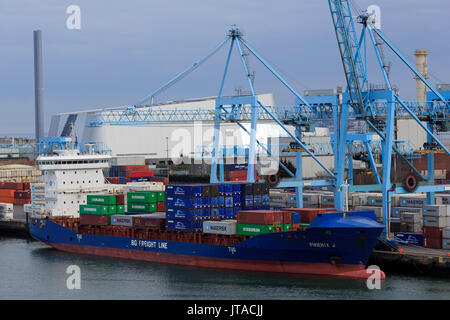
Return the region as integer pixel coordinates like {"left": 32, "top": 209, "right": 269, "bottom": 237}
{"left": 281, "top": 208, "right": 335, "bottom": 225}
{"left": 0, "top": 203, "right": 13, "bottom": 220}
{"left": 165, "top": 184, "right": 210, "bottom": 232}
{"left": 442, "top": 228, "right": 450, "bottom": 250}
{"left": 422, "top": 205, "right": 450, "bottom": 249}
{"left": 79, "top": 194, "right": 125, "bottom": 226}
{"left": 236, "top": 210, "right": 293, "bottom": 236}
{"left": 127, "top": 191, "right": 157, "bottom": 213}
{"left": 30, "top": 183, "right": 45, "bottom": 214}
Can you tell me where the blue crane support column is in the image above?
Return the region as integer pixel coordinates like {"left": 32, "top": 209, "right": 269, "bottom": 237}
{"left": 334, "top": 100, "right": 350, "bottom": 211}
{"left": 33, "top": 30, "right": 44, "bottom": 142}
{"left": 427, "top": 122, "right": 435, "bottom": 205}
{"left": 295, "top": 126, "right": 303, "bottom": 208}
{"left": 235, "top": 38, "right": 258, "bottom": 182}
{"left": 382, "top": 91, "right": 396, "bottom": 236}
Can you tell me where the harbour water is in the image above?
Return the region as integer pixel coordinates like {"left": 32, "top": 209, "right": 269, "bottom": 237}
{"left": 1, "top": 236, "right": 450, "bottom": 300}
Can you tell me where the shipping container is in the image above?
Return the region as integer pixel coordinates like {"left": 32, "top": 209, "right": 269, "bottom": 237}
{"left": 80, "top": 214, "right": 110, "bottom": 226}
{"left": 400, "top": 212, "right": 422, "bottom": 224}
{"left": 423, "top": 216, "right": 450, "bottom": 228}
{"left": 127, "top": 191, "right": 157, "bottom": 203}
{"left": 443, "top": 227, "right": 450, "bottom": 239}
{"left": 423, "top": 205, "right": 449, "bottom": 217}
{"left": 166, "top": 184, "right": 208, "bottom": 197}
{"left": 399, "top": 195, "right": 427, "bottom": 207}
{"left": 128, "top": 202, "right": 157, "bottom": 213}
{"left": 166, "top": 196, "right": 202, "bottom": 209}
{"left": 166, "top": 207, "right": 203, "bottom": 220}
{"left": 237, "top": 223, "right": 274, "bottom": 236}
{"left": 203, "top": 220, "right": 237, "bottom": 235}
{"left": 87, "top": 195, "right": 117, "bottom": 206}
{"left": 130, "top": 171, "right": 154, "bottom": 178}
{"left": 281, "top": 208, "right": 336, "bottom": 223}
{"left": 110, "top": 215, "right": 133, "bottom": 227}
{"left": 237, "top": 210, "right": 283, "bottom": 225}
{"left": 394, "top": 232, "right": 424, "bottom": 246}
{"left": 165, "top": 218, "right": 202, "bottom": 232}
{"left": 133, "top": 214, "right": 166, "bottom": 230}
{"left": 157, "top": 201, "right": 165, "bottom": 212}
{"left": 80, "top": 204, "right": 112, "bottom": 215}
{"left": 423, "top": 226, "right": 443, "bottom": 239}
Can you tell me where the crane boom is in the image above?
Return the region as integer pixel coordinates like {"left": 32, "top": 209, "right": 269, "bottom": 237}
{"left": 328, "top": 0, "right": 368, "bottom": 117}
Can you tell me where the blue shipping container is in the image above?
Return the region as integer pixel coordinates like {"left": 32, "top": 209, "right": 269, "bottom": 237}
{"left": 225, "top": 208, "right": 234, "bottom": 219}
{"left": 166, "top": 197, "right": 202, "bottom": 209}
{"left": 394, "top": 232, "right": 424, "bottom": 246}
{"left": 225, "top": 197, "right": 234, "bottom": 208}
{"left": 166, "top": 219, "right": 202, "bottom": 232}
{"left": 166, "top": 185, "right": 203, "bottom": 197}
{"left": 166, "top": 208, "right": 203, "bottom": 220}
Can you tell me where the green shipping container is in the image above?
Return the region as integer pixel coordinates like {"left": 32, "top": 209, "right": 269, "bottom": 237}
{"left": 108, "top": 205, "right": 117, "bottom": 215}
{"left": 128, "top": 202, "right": 157, "bottom": 213}
{"left": 117, "top": 205, "right": 125, "bottom": 214}
{"left": 283, "top": 224, "right": 293, "bottom": 232}
{"left": 237, "top": 223, "right": 274, "bottom": 236}
{"left": 80, "top": 204, "right": 110, "bottom": 215}
{"left": 87, "top": 195, "right": 116, "bottom": 205}
{"left": 127, "top": 191, "right": 157, "bottom": 203}
{"left": 156, "top": 191, "right": 165, "bottom": 202}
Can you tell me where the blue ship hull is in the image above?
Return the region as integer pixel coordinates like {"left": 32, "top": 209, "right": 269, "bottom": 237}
{"left": 29, "top": 211, "right": 385, "bottom": 279}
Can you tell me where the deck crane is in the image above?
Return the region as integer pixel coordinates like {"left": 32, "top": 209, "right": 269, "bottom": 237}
{"left": 327, "top": 0, "right": 450, "bottom": 235}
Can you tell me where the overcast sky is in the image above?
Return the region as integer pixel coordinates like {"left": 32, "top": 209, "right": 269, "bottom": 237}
{"left": 1, "top": 0, "right": 449, "bottom": 135}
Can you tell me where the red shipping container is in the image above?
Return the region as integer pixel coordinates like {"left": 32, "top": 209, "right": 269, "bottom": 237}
{"left": 132, "top": 216, "right": 165, "bottom": 230}
{"left": 424, "top": 237, "right": 442, "bottom": 249}
{"left": 80, "top": 214, "right": 110, "bottom": 226}
{"left": 151, "top": 177, "right": 169, "bottom": 185}
{"left": 280, "top": 210, "right": 293, "bottom": 224}
{"left": 0, "top": 190, "right": 16, "bottom": 198}
{"left": 130, "top": 171, "right": 154, "bottom": 178}
{"left": 237, "top": 210, "right": 283, "bottom": 225}
{"left": 292, "top": 223, "right": 301, "bottom": 231}
{"left": 14, "top": 191, "right": 31, "bottom": 199}
{"left": 23, "top": 182, "right": 30, "bottom": 191}
{"left": 423, "top": 227, "right": 442, "bottom": 239}
{"left": 122, "top": 165, "right": 149, "bottom": 172}
{"left": 0, "top": 182, "right": 24, "bottom": 191}
{"left": 282, "top": 208, "right": 335, "bottom": 223}
{"left": 157, "top": 201, "right": 165, "bottom": 212}
{"left": 115, "top": 194, "right": 125, "bottom": 205}
{"left": 14, "top": 198, "right": 31, "bottom": 205}
{"left": 106, "top": 177, "right": 121, "bottom": 184}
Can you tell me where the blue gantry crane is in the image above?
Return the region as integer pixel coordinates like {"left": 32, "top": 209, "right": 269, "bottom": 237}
{"left": 328, "top": 0, "right": 450, "bottom": 235}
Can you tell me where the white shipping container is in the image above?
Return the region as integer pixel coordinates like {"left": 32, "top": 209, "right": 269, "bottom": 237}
{"left": 423, "top": 205, "right": 449, "bottom": 217}
{"left": 400, "top": 212, "right": 422, "bottom": 224}
{"left": 30, "top": 183, "right": 45, "bottom": 192}
{"left": 423, "top": 216, "right": 450, "bottom": 228}
{"left": 392, "top": 207, "right": 422, "bottom": 218}
{"left": 442, "top": 239, "right": 450, "bottom": 250}
{"left": 355, "top": 206, "right": 383, "bottom": 218}
{"left": 435, "top": 195, "right": 450, "bottom": 205}
{"left": 203, "top": 220, "right": 237, "bottom": 235}
{"left": 0, "top": 211, "right": 13, "bottom": 220}
{"left": 399, "top": 195, "right": 426, "bottom": 207}
{"left": 0, "top": 203, "right": 13, "bottom": 212}
{"left": 443, "top": 228, "right": 450, "bottom": 239}
{"left": 110, "top": 215, "right": 133, "bottom": 227}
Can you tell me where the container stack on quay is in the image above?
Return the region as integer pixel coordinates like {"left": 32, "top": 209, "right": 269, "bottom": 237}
{"left": 0, "top": 203, "right": 13, "bottom": 221}
{"left": 0, "top": 165, "right": 43, "bottom": 183}
{"left": 107, "top": 163, "right": 168, "bottom": 185}
{"left": 423, "top": 204, "right": 450, "bottom": 249}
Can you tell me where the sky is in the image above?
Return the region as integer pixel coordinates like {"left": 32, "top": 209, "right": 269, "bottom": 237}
{"left": 1, "top": 0, "right": 449, "bottom": 135}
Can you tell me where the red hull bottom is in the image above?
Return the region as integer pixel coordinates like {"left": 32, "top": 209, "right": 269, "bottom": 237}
{"left": 47, "top": 242, "right": 385, "bottom": 280}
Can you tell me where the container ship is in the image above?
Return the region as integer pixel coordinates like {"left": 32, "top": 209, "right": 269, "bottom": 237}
{"left": 29, "top": 146, "right": 386, "bottom": 279}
